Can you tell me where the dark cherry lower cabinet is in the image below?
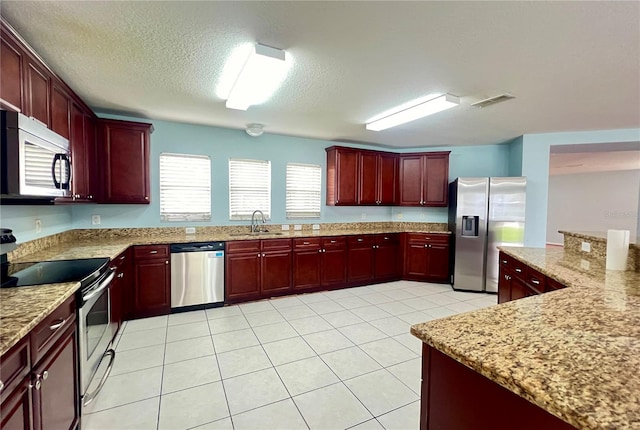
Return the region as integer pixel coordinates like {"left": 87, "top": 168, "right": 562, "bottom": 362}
{"left": 498, "top": 252, "right": 562, "bottom": 304}
{"left": 110, "top": 249, "right": 131, "bottom": 337}
{"left": 347, "top": 234, "right": 401, "bottom": 285}
{"left": 404, "top": 233, "right": 450, "bottom": 283}
{"left": 420, "top": 344, "right": 575, "bottom": 430}
{"left": 225, "top": 239, "right": 292, "bottom": 303}
{"left": 98, "top": 119, "right": 152, "bottom": 204}
{"left": 132, "top": 245, "right": 170, "bottom": 319}
{"left": 0, "top": 298, "right": 79, "bottom": 430}
{"left": 292, "top": 237, "right": 347, "bottom": 292}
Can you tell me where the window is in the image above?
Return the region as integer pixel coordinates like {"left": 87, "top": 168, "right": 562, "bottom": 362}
{"left": 286, "top": 163, "right": 321, "bottom": 218}
{"left": 229, "top": 158, "right": 271, "bottom": 220}
{"left": 159, "top": 153, "right": 211, "bottom": 221}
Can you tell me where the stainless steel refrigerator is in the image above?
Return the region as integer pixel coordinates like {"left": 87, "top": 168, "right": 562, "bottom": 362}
{"left": 448, "top": 177, "right": 526, "bottom": 292}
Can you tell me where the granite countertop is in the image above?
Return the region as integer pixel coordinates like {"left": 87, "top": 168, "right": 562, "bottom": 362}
{"left": 411, "top": 247, "right": 640, "bottom": 430}
{"left": 1, "top": 227, "right": 450, "bottom": 356}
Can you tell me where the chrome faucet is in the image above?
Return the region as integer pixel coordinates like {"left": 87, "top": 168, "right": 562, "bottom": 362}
{"left": 251, "top": 210, "right": 266, "bottom": 233}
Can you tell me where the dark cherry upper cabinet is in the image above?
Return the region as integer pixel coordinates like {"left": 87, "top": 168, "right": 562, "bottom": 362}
{"left": 24, "top": 57, "right": 50, "bottom": 127}
{"left": 326, "top": 146, "right": 359, "bottom": 205}
{"left": 98, "top": 119, "right": 152, "bottom": 204}
{"left": 50, "top": 83, "right": 71, "bottom": 139}
{"left": 132, "top": 245, "right": 170, "bottom": 319}
{"left": 69, "top": 104, "right": 97, "bottom": 201}
{"left": 0, "top": 25, "right": 26, "bottom": 112}
{"left": 358, "top": 151, "right": 398, "bottom": 206}
{"left": 399, "top": 152, "right": 450, "bottom": 207}
{"left": 31, "top": 326, "right": 78, "bottom": 430}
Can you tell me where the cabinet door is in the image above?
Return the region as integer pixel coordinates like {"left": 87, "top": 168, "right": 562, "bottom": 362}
{"left": 347, "top": 237, "right": 375, "bottom": 284}
{"left": 427, "top": 243, "right": 450, "bottom": 282}
{"left": 50, "top": 83, "right": 70, "bottom": 139}
{"left": 99, "top": 120, "right": 151, "bottom": 204}
{"left": 0, "top": 28, "right": 25, "bottom": 112}
{"left": 398, "top": 155, "right": 423, "bottom": 206}
{"left": 1, "top": 376, "right": 32, "bottom": 430}
{"left": 293, "top": 250, "right": 322, "bottom": 290}
{"left": 261, "top": 250, "right": 292, "bottom": 295}
{"left": 423, "top": 154, "right": 449, "bottom": 206}
{"left": 109, "top": 266, "right": 124, "bottom": 340}
{"left": 31, "top": 326, "right": 78, "bottom": 430}
{"left": 322, "top": 247, "right": 347, "bottom": 287}
{"left": 378, "top": 153, "right": 398, "bottom": 205}
{"left": 358, "top": 152, "right": 378, "bottom": 205}
{"left": 404, "top": 242, "right": 428, "bottom": 279}
{"left": 374, "top": 244, "right": 400, "bottom": 281}
{"left": 509, "top": 277, "right": 532, "bottom": 302}
{"left": 133, "top": 258, "right": 170, "bottom": 318}
{"left": 225, "top": 252, "right": 260, "bottom": 302}
{"left": 24, "top": 59, "right": 50, "bottom": 126}
{"left": 327, "top": 148, "right": 359, "bottom": 205}
{"left": 498, "top": 271, "right": 511, "bottom": 304}
{"left": 70, "top": 103, "right": 89, "bottom": 199}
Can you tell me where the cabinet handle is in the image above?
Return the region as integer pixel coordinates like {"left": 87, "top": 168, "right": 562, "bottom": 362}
{"left": 165, "top": 261, "right": 168, "bottom": 265}
{"left": 34, "top": 379, "right": 41, "bottom": 390}
{"left": 88, "top": 195, "right": 93, "bottom": 199}
{"left": 258, "top": 253, "right": 261, "bottom": 257}
{"left": 49, "top": 318, "right": 67, "bottom": 331}
{"left": 117, "top": 273, "right": 124, "bottom": 278}
{"left": 262, "top": 253, "right": 266, "bottom": 257}
{"left": 357, "top": 238, "right": 363, "bottom": 242}
{"left": 318, "top": 249, "right": 322, "bottom": 253}
{"left": 119, "top": 255, "right": 126, "bottom": 260}
{"left": 149, "top": 250, "right": 158, "bottom": 254}
{"left": 531, "top": 279, "right": 540, "bottom": 285}
{"left": 336, "top": 199, "right": 339, "bottom": 204}
{"left": 145, "top": 196, "right": 149, "bottom": 200}
{"left": 303, "top": 241, "right": 310, "bottom": 245}
{"left": 425, "top": 237, "right": 431, "bottom": 240}
{"left": 330, "top": 240, "right": 336, "bottom": 243}
{"left": 383, "top": 237, "right": 389, "bottom": 240}
{"left": 515, "top": 268, "right": 522, "bottom": 273}
{"left": 42, "top": 371, "right": 49, "bottom": 380}
{"left": 0, "top": 380, "right": 4, "bottom": 392}
{"left": 502, "top": 260, "right": 508, "bottom": 264}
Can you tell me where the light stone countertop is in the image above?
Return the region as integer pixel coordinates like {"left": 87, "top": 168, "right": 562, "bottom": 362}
{"left": 411, "top": 247, "right": 640, "bottom": 430}
{"left": 1, "top": 227, "right": 450, "bottom": 356}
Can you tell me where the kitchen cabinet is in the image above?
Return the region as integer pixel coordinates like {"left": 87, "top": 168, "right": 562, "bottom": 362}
{"left": 50, "top": 82, "right": 70, "bottom": 139}
{"left": 373, "top": 233, "right": 401, "bottom": 281}
{"left": 97, "top": 118, "right": 152, "bottom": 204}
{"left": 0, "top": 297, "right": 79, "bottom": 430}
{"left": 70, "top": 104, "right": 98, "bottom": 202}
{"left": 498, "top": 252, "right": 564, "bottom": 304}
{"left": 398, "top": 152, "right": 450, "bottom": 207}
{"left": 347, "top": 235, "right": 376, "bottom": 284}
{"left": 420, "top": 344, "right": 575, "bottom": 430}
{"left": 226, "top": 239, "right": 293, "bottom": 302}
{"left": 24, "top": 57, "right": 50, "bottom": 127}
{"left": 0, "top": 24, "right": 26, "bottom": 112}
{"left": 292, "top": 237, "right": 347, "bottom": 291}
{"left": 326, "top": 146, "right": 359, "bottom": 206}
{"left": 404, "top": 233, "right": 451, "bottom": 283}
{"left": 110, "top": 249, "right": 131, "bottom": 338}
{"left": 132, "top": 245, "right": 170, "bottom": 319}
{"left": 358, "top": 151, "right": 398, "bottom": 205}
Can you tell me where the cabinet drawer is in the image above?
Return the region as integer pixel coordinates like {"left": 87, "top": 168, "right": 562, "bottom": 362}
{"left": 526, "top": 268, "right": 546, "bottom": 294}
{"left": 30, "top": 295, "right": 75, "bottom": 365}
{"left": 0, "top": 337, "right": 30, "bottom": 402}
{"left": 133, "top": 245, "right": 169, "bottom": 260}
{"left": 546, "top": 277, "right": 566, "bottom": 292}
{"left": 261, "top": 238, "right": 292, "bottom": 251}
{"left": 348, "top": 235, "right": 375, "bottom": 247}
{"left": 406, "top": 233, "right": 450, "bottom": 244}
{"left": 293, "top": 238, "right": 322, "bottom": 250}
{"left": 110, "top": 249, "right": 129, "bottom": 270}
{"left": 375, "top": 233, "right": 400, "bottom": 245}
{"left": 499, "top": 253, "right": 514, "bottom": 270}
{"left": 510, "top": 258, "right": 529, "bottom": 279}
{"left": 322, "top": 236, "right": 346, "bottom": 249}
{"left": 226, "top": 240, "right": 260, "bottom": 253}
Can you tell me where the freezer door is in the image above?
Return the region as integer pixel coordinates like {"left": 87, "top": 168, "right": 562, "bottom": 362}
{"left": 452, "top": 178, "right": 489, "bottom": 292}
{"left": 171, "top": 251, "right": 225, "bottom": 307}
{"left": 486, "top": 177, "right": 526, "bottom": 292}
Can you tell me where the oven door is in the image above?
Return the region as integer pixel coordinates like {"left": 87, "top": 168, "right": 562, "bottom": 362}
{"left": 78, "top": 268, "right": 116, "bottom": 407}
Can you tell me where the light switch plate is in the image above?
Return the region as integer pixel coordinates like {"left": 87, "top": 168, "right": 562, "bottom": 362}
{"left": 581, "top": 241, "right": 591, "bottom": 252}
{"left": 294, "top": 224, "right": 302, "bottom": 231}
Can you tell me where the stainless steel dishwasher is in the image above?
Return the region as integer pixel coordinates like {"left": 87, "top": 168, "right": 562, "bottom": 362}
{"left": 170, "top": 242, "right": 225, "bottom": 310}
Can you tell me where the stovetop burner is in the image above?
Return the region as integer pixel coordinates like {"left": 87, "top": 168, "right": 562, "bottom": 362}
{"left": 1, "top": 258, "right": 110, "bottom": 289}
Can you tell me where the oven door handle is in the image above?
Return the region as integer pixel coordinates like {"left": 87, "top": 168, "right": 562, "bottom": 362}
{"left": 82, "top": 268, "right": 116, "bottom": 302}
{"left": 82, "top": 349, "right": 115, "bottom": 407}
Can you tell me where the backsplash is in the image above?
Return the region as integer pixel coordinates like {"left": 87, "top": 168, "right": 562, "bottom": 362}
{"left": 561, "top": 231, "right": 639, "bottom": 272}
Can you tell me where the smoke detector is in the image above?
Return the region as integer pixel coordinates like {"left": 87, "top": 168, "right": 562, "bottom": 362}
{"left": 471, "top": 93, "right": 516, "bottom": 108}
{"left": 246, "top": 123, "right": 264, "bottom": 137}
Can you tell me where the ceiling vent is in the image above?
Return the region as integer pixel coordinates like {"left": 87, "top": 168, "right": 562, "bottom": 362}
{"left": 471, "top": 93, "right": 515, "bottom": 108}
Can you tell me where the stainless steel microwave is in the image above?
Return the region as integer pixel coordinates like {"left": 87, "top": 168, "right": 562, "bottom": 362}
{"left": 1, "top": 110, "right": 71, "bottom": 198}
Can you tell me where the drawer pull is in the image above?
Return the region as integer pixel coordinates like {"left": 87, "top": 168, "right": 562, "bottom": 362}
{"left": 0, "top": 380, "right": 4, "bottom": 392}
{"left": 330, "top": 240, "right": 337, "bottom": 243}
{"left": 303, "top": 241, "right": 310, "bottom": 245}
{"left": 383, "top": 236, "right": 389, "bottom": 240}
{"left": 149, "top": 250, "right": 158, "bottom": 254}
{"left": 49, "top": 318, "right": 67, "bottom": 331}
{"left": 357, "top": 238, "right": 364, "bottom": 242}
{"left": 42, "top": 371, "right": 49, "bottom": 380}
{"left": 502, "top": 260, "right": 508, "bottom": 264}
{"left": 119, "top": 255, "right": 126, "bottom": 260}
{"left": 515, "top": 268, "right": 522, "bottom": 273}
{"left": 117, "top": 273, "right": 124, "bottom": 278}
{"left": 531, "top": 279, "right": 540, "bottom": 285}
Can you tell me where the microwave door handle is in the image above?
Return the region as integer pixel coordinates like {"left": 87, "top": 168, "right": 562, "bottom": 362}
{"left": 51, "top": 154, "right": 62, "bottom": 189}
{"left": 62, "top": 154, "right": 72, "bottom": 190}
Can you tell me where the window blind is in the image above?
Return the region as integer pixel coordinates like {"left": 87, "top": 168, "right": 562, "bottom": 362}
{"left": 286, "top": 163, "right": 321, "bottom": 218}
{"left": 229, "top": 158, "right": 271, "bottom": 220}
{"left": 159, "top": 153, "right": 211, "bottom": 221}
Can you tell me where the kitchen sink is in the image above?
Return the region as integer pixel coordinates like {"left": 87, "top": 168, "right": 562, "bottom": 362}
{"left": 228, "top": 231, "right": 285, "bottom": 237}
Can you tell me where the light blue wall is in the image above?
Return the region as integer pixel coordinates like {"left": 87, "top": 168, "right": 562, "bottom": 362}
{"left": 507, "top": 136, "right": 523, "bottom": 176}
{"left": 0, "top": 205, "right": 72, "bottom": 243}
{"left": 521, "top": 128, "right": 640, "bottom": 247}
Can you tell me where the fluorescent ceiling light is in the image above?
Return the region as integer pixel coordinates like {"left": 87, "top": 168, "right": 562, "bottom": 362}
{"left": 225, "top": 43, "right": 289, "bottom": 111}
{"left": 366, "top": 93, "right": 460, "bottom": 131}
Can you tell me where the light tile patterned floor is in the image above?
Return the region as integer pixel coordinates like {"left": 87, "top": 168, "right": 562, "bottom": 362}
{"left": 83, "top": 281, "right": 497, "bottom": 430}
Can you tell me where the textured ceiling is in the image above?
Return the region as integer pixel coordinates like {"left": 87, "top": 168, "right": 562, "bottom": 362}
{"left": 2, "top": 1, "right": 639, "bottom": 148}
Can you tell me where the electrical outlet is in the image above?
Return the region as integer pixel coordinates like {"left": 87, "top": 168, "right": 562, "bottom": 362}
{"left": 581, "top": 241, "right": 591, "bottom": 252}
{"left": 294, "top": 224, "right": 302, "bottom": 231}
{"left": 35, "top": 219, "right": 42, "bottom": 233}
{"left": 281, "top": 224, "right": 290, "bottom": 231}
{"left": 361, "top": 213, "right": 366, "bottom": 220}
{"left": 312, "top": 224, "right": 320, "bottom": 230}
{"left": 580, "top": 259, "right": 590, "bottom": 270}
{"left": 396, "top": 213, "right": 403, "bottom": 220}
{"left": 185, "top": 227, "right": 196, "bottom": 234}
{"left": 92, "top": 215, "right": 101, "bottom": 225}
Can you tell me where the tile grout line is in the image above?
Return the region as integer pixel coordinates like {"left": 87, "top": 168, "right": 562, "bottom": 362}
{"left": 206, "top": 308, "right": 236, "bottom": 429}
{"left": 155, "top": 316, "right": 170, "bottom": 430}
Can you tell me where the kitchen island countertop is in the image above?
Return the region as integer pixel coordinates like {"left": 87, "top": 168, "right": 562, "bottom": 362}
{"left": 411, "top": 246, "right": 640, "bottom": 429}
